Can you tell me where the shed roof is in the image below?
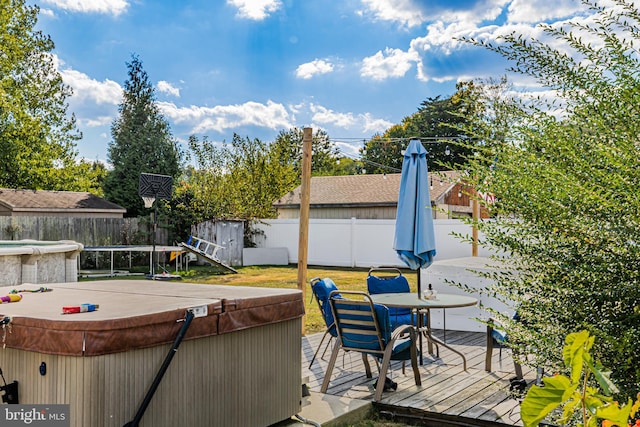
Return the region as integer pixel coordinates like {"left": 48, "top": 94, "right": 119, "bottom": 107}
{"left": 273, "top": 171, "right": 460, "bottom": 208}
{"left": 0, "top": 189, "right": 126, "bottom": 213}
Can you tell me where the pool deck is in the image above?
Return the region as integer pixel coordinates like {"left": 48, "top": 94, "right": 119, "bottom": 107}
{"left": 290, "top": 329, "right": 532, "bottom": 426}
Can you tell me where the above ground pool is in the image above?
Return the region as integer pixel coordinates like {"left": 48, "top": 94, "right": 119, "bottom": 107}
{"left": 0, "top": 239, "right": 83, "bottom": 286}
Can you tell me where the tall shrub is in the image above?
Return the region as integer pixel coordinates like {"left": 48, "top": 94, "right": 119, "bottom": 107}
{"left": 460, "top": 0, "right": 640, "bottom": 399}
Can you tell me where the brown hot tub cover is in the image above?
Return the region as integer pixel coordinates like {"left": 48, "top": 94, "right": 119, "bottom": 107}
{"left": 0, "top": 280, "right": 304, "bottom": 356}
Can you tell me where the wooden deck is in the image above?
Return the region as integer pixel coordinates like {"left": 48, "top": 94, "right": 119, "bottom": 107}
{"left": 302, "top": 329, "right": 534, "bottom": 426}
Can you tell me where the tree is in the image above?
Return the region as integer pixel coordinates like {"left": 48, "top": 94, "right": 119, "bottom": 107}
{"left": 48, "top": 159, "right": 108, "bottom": 195}
{"left": 331, "top": 156, "right": 363, "bottom": 176}
{"left": 184, "top": 134, "right": 297, "bottom": 222}
{"left": 359, "top": 129, "right": 407, "bottom": 174}
{"left": 104, "top": 55, "right": 181, "bottom": 217}
{"left": 461, "top": 0, "right": 640, "bottom": 400}
{"left": 360, "top": 82, "right": 478, "bottom": 173}
{"left": 0, "top": 0, "right": 86, "bottom": 190}
{"left": 269, "top": 127, "right": 340, "bottom": 177}
{"left": 163, "top": 168, "right": 199, "bottom": 244}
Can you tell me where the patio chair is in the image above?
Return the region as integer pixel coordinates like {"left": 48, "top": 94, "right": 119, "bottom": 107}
{"left": 485, "top": 318, "right": 523, "bottom": 379}
{"left": 320, "top": 291, "right": 421, "bottom": 402}
{"left": 308, "top": 277, "right": 340, "bottom": 368}
{"left": 366, "top": 268, "right": 415, "bottom": 330}
{"left": 486, "top": 318, "right": 546, "bottom": 390}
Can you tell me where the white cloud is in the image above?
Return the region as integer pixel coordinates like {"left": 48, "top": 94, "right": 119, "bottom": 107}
{"left": 81, "top": 116, "right": 113, "bottom": 127}
{"left": 311, "top": 105, "right": 356, "bottom": 128}
{"left": 360, "top": 0, "right": 427, "bottom": 28}
{"left": 410, "top": 21, "right": 480, "bottom": 56}
{"left": 40, "top": 0, "right": 128, "bottom": 16}
{"left": 439, "top": 0, "right": 508, "bottom": 25}
{"left": 39, "top": 8, "right": 56, "bottom": 17}
{"left": 360, "top": 113, "right": 393, "bottom": 134}
{"left": 507, "top": 0, "right": 584, "bottom": 23}
{"left": 405, "top": 0, "right": 589, "bottom": 59}
{"left": 157, "top": 81, "right": 180, "bottom": 97}
{"left": 360, "top": 47, "right": 418, "bottom": 80}
{"left": 288, "top": 102, "right": 304, "bottom": 116}
{"left": 58, "top": 66, "right": 122, "bottom": 105}
{"left": 157, "top": 100, "right": 292, "bottom": 133}
{"left": 295, "top": 59, "right": 335, "bottom": 79}
{"left": 310, "top": 104, "right": 393, "bottom": 134}
{"left": 226, "top": 0, "right": 281, "bottom": 20}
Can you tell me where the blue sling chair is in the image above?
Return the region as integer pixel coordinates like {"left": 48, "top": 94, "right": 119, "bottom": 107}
{"left": 320, "top": 291, "right": 421, "bottom": 402}
{"left": 366, "top": 267, "right": 418, "bottom": 330}
{"left": 308, "top": 277, "right": 340, "bottom": 368}
{"left": 485, "top": 314, "right": 554, "bottom": 394}
{"left": 485, "top": 319, "right": 524, "bottom": 379}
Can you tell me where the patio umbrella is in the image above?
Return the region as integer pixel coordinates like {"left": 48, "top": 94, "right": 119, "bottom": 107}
{"left": 393, "top": 139, "right": 436, "bottom": 297}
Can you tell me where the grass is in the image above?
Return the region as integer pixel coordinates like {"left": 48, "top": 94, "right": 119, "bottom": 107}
{"left": 83, "top": 264, "right": 419, "bottom": 335}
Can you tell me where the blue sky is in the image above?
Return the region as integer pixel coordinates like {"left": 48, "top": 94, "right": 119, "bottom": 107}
{"left": 34, "top": 0, "right": 590, "bottom": 164}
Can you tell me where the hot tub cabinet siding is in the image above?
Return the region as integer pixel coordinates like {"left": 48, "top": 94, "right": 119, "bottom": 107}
{"left": 0, "top": 281, "right": 304, "bottom": 427}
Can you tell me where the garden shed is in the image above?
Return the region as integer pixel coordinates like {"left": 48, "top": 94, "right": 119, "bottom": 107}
{"left": 190, "top": 219, "right": 244, "bottom": 267}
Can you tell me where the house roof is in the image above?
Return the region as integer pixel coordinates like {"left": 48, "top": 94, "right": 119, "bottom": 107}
{"left": 273, "top": 171, "right": 460, "bottom": 208}
{"left": 0, "top": 189, "right": 126, "bottom": 213}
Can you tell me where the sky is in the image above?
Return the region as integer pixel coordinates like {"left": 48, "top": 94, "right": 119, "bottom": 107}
{"left": 33, "top": 0, "right": 592, "bottom": 164}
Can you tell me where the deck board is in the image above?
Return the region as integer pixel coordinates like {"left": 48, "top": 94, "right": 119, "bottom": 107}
{"left": 302, "top": 329, "right": 532, "bottom": 426}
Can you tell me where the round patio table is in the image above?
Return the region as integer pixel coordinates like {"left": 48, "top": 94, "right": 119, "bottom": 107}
{"left": 370, "top": 293, "right": 478, "bottom": 370}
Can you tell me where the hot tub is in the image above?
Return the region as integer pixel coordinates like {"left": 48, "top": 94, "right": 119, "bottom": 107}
{"left": 0, "top": 239, "right": 83, "bottom": 286}
{"left": 0, "top": 280, "right": 305, "bottom": 427}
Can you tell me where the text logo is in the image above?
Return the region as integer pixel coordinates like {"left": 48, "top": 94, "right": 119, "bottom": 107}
{"left": 1, "top": 405, "right": 69, "bottom": 426}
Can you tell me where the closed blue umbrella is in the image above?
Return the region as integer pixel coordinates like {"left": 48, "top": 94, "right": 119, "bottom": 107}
{"left": 393, "top": 139, "right": 436, "bottom": 296}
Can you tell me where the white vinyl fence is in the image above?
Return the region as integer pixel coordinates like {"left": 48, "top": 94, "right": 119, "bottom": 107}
{"left": 251, "top": 218, "right": 493, "bottom": 268}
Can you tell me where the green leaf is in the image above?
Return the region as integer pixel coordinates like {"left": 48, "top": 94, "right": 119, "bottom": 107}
{"left": 595, "top": 400, "right": 632, "bottom": 427}
{"left": 561, "top": 396, "right": 582, "bottom": 425}
{"left": 586, "top": 359, "right": 620, "bottom": 396}
{"left": 563, "top": 330, "right": 592, "bottom": 384}
{"left": 521, "top": 375, "right": 576, "bottom": 427}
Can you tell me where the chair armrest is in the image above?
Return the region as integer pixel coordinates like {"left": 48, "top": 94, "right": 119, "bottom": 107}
{"left": 391, "top": 323, "right": 416, "bottom": 341}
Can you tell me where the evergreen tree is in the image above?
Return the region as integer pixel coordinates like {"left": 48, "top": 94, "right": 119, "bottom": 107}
{"left": 104, "top": 55, "right": 181, "bottom": 217}
{"left": 0, "top": 0, "right": 84, "bottom": 189}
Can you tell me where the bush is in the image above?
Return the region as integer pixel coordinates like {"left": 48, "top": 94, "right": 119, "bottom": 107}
{"left": 458, "top": 0, "right": 640, "bottom": 400}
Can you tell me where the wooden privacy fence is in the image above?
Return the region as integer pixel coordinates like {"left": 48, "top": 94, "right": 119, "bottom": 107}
{"left": 0, "top": 216, "right": 168, "bottom": 247}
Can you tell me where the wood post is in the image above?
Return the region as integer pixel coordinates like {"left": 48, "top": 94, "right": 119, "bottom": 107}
{"left": 472, "top": 197, "right": 479, "bottom": 257}
{"left": 298, "top": 127, "right": 312, "bottom": 334}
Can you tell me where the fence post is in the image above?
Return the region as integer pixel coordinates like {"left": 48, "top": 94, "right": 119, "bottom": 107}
{"left": 350, "top": 217, "right": 357, "bottom": 267}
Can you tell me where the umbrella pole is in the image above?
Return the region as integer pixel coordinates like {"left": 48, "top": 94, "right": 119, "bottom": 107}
{"left": 417, "top": 268, "right": 422, "bottom": 299}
